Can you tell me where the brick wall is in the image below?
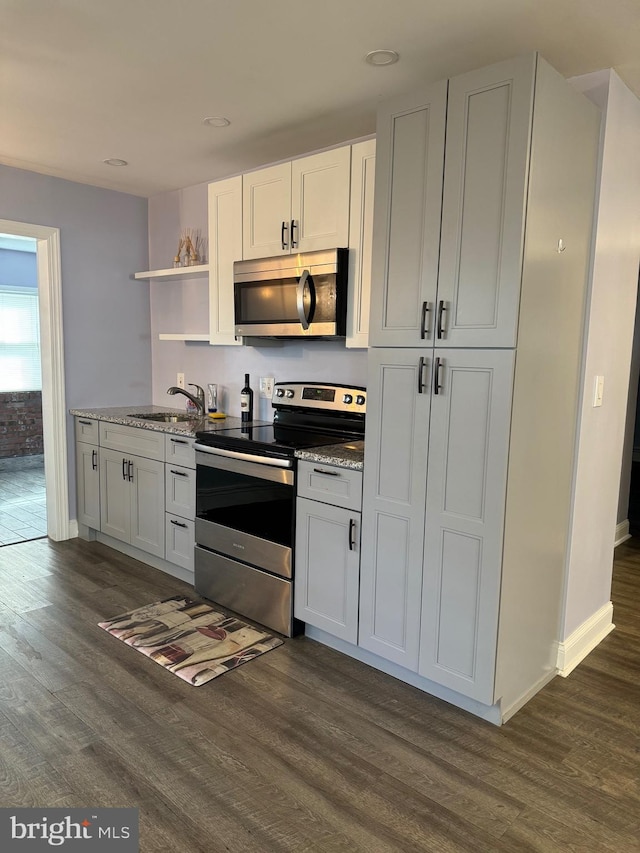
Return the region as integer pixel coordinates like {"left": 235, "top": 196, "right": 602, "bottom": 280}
{"left": 0, "top": 391, "right": 44, "bottom": 458}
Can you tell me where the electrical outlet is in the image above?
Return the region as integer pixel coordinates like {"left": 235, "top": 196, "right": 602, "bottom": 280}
{"left": 593, "top": 375, "right": 604, "bottom": 407}
{"left": 259, "top": 376, "right": 275, "bottom": 398}
{"left": 176, "top": 373, "right": 185, "bottom": 389}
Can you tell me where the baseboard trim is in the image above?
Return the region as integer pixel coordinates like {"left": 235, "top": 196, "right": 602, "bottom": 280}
{"left": 68, "top": 519, "right": 79, "bottom": 539}
{"left": 615, "top": 520, "right": 631, "bottom": 547}
{"left": 556, "top": 602, "right": 615, "bottom": 677}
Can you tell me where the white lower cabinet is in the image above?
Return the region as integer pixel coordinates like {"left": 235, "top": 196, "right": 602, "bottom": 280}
{"left": 75, "top": 419, "right": 199, "bottom": 574}
{"left": 164, "top": 441, "right": 195, "bottom": 571}
{"left": 295, "top": 462, "right": 363, "bottom": 643}
{"left": 75, "top": 439, "right": 100, "bottom": 530}
{"left": 360, "top": 348, "right": 514, "bottom": 702}
{"left": 100, "top": 447, "right": 165, "bottom": 559}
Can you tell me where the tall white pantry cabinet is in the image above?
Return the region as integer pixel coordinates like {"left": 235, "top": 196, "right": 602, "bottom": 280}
{"left": 360, "top": 53, "right": 601, "bottom": 721}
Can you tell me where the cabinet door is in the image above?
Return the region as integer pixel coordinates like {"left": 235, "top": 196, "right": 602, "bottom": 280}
{"left": 165, "top": 464, "right": 195, "bottom": 519}
{"left": 208, "top": 176, "right": 243, "bottom": 345}
{"left": 100, "top": 447, "right": 131, "bottom": 544}
{"left": 369, "top": 82, "right": 447, "bottom": 348}
{"left": 242, "top": 163, "right": 291, "bottom": 259}
{"left": 418, "top": 349, "right": 514, "bottom": 703}
{"left": 130, "top": 454, "right": 165, "bottom": 559}
{"left": 76, "top": 441, "right": 100, "bottom": 530}
{"left": 436, "top": 55, "right": 536, "bottom": 348}
{"left": 347, "top": 139, "right": 376, "bottom": 348}
{"left": 166, "top": 514, "right": 195, "bottom": 572}
{"left": 291, "top": 147, "right": 351, "bottom": 253}
{"left": 295, "top": 497, "right": 360, "bottom": 643}
{"left": 359, "top": 349, "right": 431, "bottom": 669}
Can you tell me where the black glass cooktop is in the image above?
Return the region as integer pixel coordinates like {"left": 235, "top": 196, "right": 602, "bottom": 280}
{"left": 195, "top": 424, "right": 355, "bottom": 460}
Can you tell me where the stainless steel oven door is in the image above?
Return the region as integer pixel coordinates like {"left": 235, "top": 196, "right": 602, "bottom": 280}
{"left": 194, "top": 446, "right": 295, "bottom": 579}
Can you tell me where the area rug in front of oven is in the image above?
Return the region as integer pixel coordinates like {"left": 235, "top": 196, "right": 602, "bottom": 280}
{"left": 98, "top": 596, "right": 283, "bottom": 686}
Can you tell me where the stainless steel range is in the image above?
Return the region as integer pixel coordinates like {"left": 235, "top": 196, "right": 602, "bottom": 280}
{"left": 193, "top": 382, "right": 366, "bottom": 636}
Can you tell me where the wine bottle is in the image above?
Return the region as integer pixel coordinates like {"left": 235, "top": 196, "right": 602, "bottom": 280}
{"left": 240, "top": 373, "right": 253, "bottom": 423}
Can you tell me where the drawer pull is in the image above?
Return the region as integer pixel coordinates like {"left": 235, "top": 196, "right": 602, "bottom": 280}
{"left": 170, "top": 438, "right": 188, "bottom": 444}
{"left": 312, "top": 468, "right": 340, "bottom": 477}
{"left": 170, "top": 519, "right": 187, "bottom": 528}
{"left": 79, "top": 419, "right": 93, "bottom": 426}
{"left": 170, "top": 469, "right": 189, "bottom": 477}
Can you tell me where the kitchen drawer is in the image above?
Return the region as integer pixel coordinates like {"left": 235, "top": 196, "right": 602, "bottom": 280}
{"left": 165, "top": 433, "right": 196, "bottom": 468}
{"left": 99, "top": 421, "right": 165, "bottom": 461}
{"left": 165, "top": 464, "right": 196, "bottom": 519}
{"left": 165, "top": 514, "right": 195, "bottom": 571}
{"left": 297, "top": 460, "right": 362, "bottom": 511}
{"left": 75, "top": 417, "right": 99, "bottom": 444}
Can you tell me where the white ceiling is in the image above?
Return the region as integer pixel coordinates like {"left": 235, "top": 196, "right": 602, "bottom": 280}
{"left": 2, "top": 0, "right": 639, "bottom": 198}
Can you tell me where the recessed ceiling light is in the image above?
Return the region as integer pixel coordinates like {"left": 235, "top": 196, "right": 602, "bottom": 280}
{"left": 103, "top": 158, "right": 128, "bottom": 167}
{"left": 365, "top": 49, "right": 400, "bottom": 66}
{"left": 203, "top": 116, "right": 231, "bottom": 127}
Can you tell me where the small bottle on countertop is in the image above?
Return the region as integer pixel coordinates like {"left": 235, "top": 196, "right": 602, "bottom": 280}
{"left": 207, "top": 383, "right": 218, "bottom": 413}
{"left": 240, "top": 373, "right": 253, "bottom": 423}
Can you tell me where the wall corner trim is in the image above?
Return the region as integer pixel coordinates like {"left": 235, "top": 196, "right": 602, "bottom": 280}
{"left": 556, "top": 602, "right": 615, "bottom": 677}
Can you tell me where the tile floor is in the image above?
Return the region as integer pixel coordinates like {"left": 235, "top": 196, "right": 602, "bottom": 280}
{"left": 0, "top": 461, "right": 47, "bottom": 545}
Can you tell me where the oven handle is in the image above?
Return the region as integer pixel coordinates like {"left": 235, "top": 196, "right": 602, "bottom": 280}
{"left": 195, "top": 445, "right": 295, "bottom": 485}
{"left": 194, "top": 443, "right": 293, "bottom": 468}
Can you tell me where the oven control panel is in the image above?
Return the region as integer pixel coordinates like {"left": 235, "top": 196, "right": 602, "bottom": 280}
{"left": 273, "top": 382, "right": 366, "bottom": 414}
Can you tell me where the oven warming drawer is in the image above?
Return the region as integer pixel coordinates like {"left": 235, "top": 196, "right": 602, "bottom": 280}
{"left": 195, "top": 546, "right": 293, "bottom": 637}
{"left": 195, "top": 518, "right": 292, "bottom": 579}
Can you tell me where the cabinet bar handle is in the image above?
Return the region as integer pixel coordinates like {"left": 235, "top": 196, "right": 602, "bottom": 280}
{"left": 313, "top": 467, "right": 339, "bottom": 476}
{"left": 281, "top": 221, "right": 288, "bottom": 250}
{"left": 170, "top": 438, "right": 188, "bottom": 445}
{"left": 170, "top": 519, "right": 187, "bottom": 528}
{"left": 436, "top": 300, "right": 447, "bottom": 339}
{"left": 418, "top": 356, "right": 426, "bottom": 394}
{"left": 91, "top": 449, "right": 97, "bottom": 470}
{"left": 128, "top": 460, "right": 134, "bottom": 482}
{"left": 122, "top": 458, "right": 127, "bottom": 480}
{"left": 420, "top": 301, "right": 431, "bottom": 339}
{"left": 170, "top": 469, "right": 189, "bottom": 477}
{"left": 348, "top": 518, "right": 356, "bottom": 551}
{"left": 79, "top": 419, "right": 93, "bottom": 425}
{"left": 433, "top": 357, "right": 443, "bottom": 395}
{"left": 290, "top": 219, "right": 297, "bottom": 248}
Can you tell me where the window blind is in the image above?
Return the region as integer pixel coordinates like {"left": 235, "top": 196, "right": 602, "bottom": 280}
{"left": 0, "top": 288, "right": 42, "bottom": 391}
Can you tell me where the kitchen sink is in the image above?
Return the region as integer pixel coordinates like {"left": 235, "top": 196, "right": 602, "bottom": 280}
{"left": 128, "top": 412, "right": 196, "bottom": 423}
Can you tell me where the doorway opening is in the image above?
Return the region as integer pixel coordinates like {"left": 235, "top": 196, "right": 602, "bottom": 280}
{"left": 0, "top": 219, "right": 69, "bottom": 543}
{"left": 0, "top": 233, "right": 46, "bottom": 544}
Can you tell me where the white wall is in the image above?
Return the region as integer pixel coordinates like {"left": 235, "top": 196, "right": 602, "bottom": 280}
{"left": 148, "top": 181, "right": 367, "bottom": 419}
{"left": 562, "top": 71, "right": 640, "bottom": 643}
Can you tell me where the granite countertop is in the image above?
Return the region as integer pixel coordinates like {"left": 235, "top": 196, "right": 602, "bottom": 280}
{"left": 295, "top": 440, "right": 364, "bottom": 471}
{"left": 69, "top": 405, "right": 260, "bottom": 437}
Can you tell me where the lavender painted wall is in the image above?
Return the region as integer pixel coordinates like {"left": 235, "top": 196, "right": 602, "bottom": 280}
{"left": 0, "top": 163, "right": 150, "bottom": 517}
{"left": 148, "top": 181, "right": 367, "bottom": 419}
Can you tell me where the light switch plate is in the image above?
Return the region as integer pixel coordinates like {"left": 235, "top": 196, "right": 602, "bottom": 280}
{"left": 259, "top": 376, "right": 275, "bottom": 398}
{"left": 177, "top": 373, "right": 185, "bottom": 389}
{"left": 593, "top": 375, "right": 604, "bottom": 407}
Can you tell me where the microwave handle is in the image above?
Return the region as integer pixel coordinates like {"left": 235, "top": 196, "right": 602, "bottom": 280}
{"left": 296, "top": 269, "right": 314, "bottom": 330}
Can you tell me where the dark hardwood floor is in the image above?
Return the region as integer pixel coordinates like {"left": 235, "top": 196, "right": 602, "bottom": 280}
{"left": 0, "top": 537, "right": 639, "bottom": 852}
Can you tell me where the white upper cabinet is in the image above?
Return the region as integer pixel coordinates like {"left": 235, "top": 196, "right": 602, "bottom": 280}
{"left": 242, "top": 147, "right": 351, "bottom": 259}
{"left": 369, "top": 56, "right": 538, "bottom": 349}
{"left": 369, "top": 83, "right": 447, "bottom": 348}
{"left": 242, "top": 163, "right": 291, "bottom": 259}
{"left": 346, "top": 139, "right": 376, "bottom": 348}
{"left": 208, "top": 175, "right": 243, "bottom": 346}
{"left": 437, "top": 55, "right": 536, "bottom": 348}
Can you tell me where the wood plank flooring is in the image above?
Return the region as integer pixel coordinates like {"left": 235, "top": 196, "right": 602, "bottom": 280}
{"left": 0, "top": 537, "right": 639, "bottom": 852}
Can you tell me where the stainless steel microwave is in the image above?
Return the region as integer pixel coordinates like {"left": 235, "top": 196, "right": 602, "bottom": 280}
{"left": 233, "top": 248, "right": 348, "bottom": 339}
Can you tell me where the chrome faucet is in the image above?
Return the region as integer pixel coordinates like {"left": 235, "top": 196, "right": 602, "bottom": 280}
{"left": 167, "top": 383, "right": 206, "bottom": 415}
